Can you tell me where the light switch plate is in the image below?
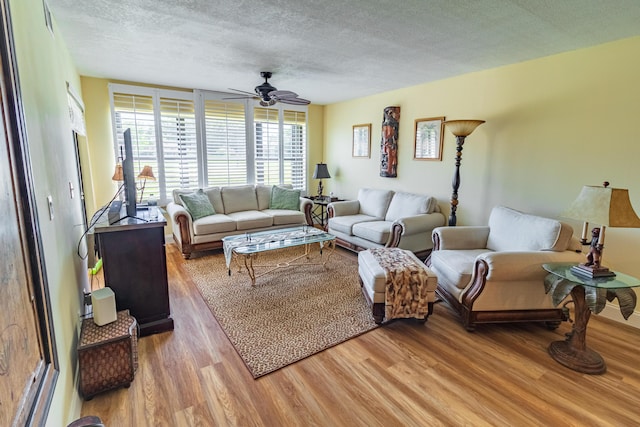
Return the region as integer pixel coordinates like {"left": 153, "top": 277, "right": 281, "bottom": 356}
{"left": 47, "top": 195, "right": 54, "bottom": 220}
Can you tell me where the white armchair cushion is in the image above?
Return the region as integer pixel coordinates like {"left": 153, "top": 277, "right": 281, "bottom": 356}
{"left": 385, "top": 192, "right": 436, "bottom": 221}
{"left": 431, "top": 249, "right": 490, "bottom": 290}
{"left": 486, "top": 206, "right": 564, "bottom": 252}
{"left": 357, "top": 188, "right": 394, "bottom": 219}
{"left": 433, "top": 226, "right": 490, "bottom": 250}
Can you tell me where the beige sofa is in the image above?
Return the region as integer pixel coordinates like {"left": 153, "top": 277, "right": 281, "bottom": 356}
{"left": 327, "top": 188, "right": 446, "bottom": 258}
{"left": 428, "top": 206, "right": 584, "bottom": 331}
{"left": 167, "top": 184, "right": 313, "bottom": 258}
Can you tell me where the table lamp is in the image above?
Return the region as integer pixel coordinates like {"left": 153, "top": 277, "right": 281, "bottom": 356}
{"left": 111, "top": 163, "right": 124, "bottom": 181}
{"left": 137, "top": 165, "right": 156, "bottom": 203}
{"left": 312, "top": 163, "right": 331, "bottom": 198}
{"left": 561, "top": 181, "right": 640, "bottom": 278}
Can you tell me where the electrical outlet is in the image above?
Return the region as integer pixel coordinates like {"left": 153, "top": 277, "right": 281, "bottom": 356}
{"left": 47, "top": 195, "right": 54, "bottom": 220}
{"left": 69, "top": 181, "right": 75, "bottom": 199}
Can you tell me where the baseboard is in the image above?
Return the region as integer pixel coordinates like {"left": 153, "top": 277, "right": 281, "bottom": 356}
{"left": 166, "top": 234, "right": 174, "bottom": 244}
{"left": 599, "top": 302, "right": 640, "bottom": 329}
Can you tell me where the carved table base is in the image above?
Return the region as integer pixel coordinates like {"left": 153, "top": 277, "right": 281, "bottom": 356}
{"left": 547, "top": 285, "right": 606, "bottom": 374}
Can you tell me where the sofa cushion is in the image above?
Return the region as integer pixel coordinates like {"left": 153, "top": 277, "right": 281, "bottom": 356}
{"left": 227, "top": 210, "right": 273, "bottom": 230}
{"left": 486, "top": 206, "right": 563, "bottom": 252}
{"left": 353, "top": 221, "right": 392, "bottom": 245}
{"left": 256, "top": 185, "right": 272, "bottom": 211}
{"left": 385, "top": 192, "right": 437, "bottom": 221}
{"left": 173, "top": 187, "right": 223, "bottom": 211}
{"left": 204, "top": 187, "right": 224, "bottom": 214}
{"left": 358, "top": 188, "right": 394, "bottom": 219}
{"left": 270, "top": 186, "right": 301, "bottom": 210}
{"left": 329, "top": 214, "right": 378, "bottom": 236}
{"left": 256, "top": 184, "right": 293, "bottom": 210}
{"left": 431, "top": 249, "right": 491, "bottom": 289}
{"left": 221, "top": 185, "right": 258, "bottom": 214}
{"left": 192, "top": 214, "right": 236, "bottom": 235}
{"left": 180, "top": 189, "right": 216, "bottom": 220}
{"left": 262, "top": 209, "right": 306, "bottom": 225}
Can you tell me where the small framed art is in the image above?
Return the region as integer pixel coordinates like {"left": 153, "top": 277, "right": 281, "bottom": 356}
{"left": 414, "top": 116, "right": 445, "bottom": 161}
{"left": 352, "top": 123, "right": 371, "bottom": 158}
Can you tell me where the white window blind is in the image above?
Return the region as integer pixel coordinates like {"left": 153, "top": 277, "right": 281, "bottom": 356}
{"left": 112, "top": 92, "right": 158, "bottom": 201}
{"left": 160, "top": 98, "right": 198, "bottom": 194}
{"left": 283, "top": 109, "right": 306, "bottom": 188}
{"left": 254, "top": 107, "right": 281, "bottom": 186}
{"left": 204, "top": 100, "right": 247, "bottom": 186}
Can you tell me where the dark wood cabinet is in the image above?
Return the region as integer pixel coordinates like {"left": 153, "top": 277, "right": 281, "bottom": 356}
{"left": 93, "top": 209, "right": 174, "bottom": 336}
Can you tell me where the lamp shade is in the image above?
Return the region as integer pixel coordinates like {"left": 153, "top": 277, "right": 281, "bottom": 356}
{"left": 111, "top": 164, "right": 124, "bottom": 181}
{"left": 312, "top": 163, "right": 331, "bottom": 180}
{"left": 562, "top": 185, "right": 640, "bottom": 228}
{"left": 137, "top": 165, "right": 156, "bottom": 181}
{"left": 444, "top": 119, "right": 485, "bottom": 137}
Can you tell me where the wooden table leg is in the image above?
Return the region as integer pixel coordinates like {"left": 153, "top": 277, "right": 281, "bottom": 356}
{"left": 547, "top": 285, "right": 606, "bottom": 374}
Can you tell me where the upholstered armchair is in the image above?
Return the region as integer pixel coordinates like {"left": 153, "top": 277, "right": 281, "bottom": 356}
{"left": 428, "top": 206, "right": 584, "bottom": 331}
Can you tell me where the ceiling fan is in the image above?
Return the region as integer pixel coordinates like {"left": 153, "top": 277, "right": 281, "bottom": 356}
{"left": 225, "top": 71, "right": 310, "bottom": 106}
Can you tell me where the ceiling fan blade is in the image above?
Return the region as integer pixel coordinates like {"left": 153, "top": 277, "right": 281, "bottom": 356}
{"left": 279, "top": 97, "right": 311, "bottom": 105}
{"left": 269, "top": 90, "right": 298, "bottom": 99}
{"left": 222, "top": 95, "right": 256, "bottom": 100}
{"left": 229, "top": 88, "right": 257, "bottom": 96}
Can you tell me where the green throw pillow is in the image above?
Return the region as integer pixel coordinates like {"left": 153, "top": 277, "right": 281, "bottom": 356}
{"left": 270, "top": 186, "right": 301, "bottom": 210}
{"left": 180, "top": 189, "right": 215, "bottom": 220}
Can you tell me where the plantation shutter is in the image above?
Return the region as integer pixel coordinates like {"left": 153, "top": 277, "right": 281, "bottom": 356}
{"left": 160, "top": 97, "right": 197, "bottom": 197}
{"left": 283, "top": 109, "right": 306, "bottom": 189}
{"left": 112, "top": 93, "right": 157, "bottom": 201}
{"left": 204, "top": 100, "right": 247, "bottom": 186}
{"left": 254, "top": 107, "right": 280, "bottom": 186}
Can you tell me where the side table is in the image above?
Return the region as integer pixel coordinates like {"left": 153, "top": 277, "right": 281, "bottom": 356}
{"left": 306, "top": 196, "right": 343, "bottom": 229}
{"left": 77, "top": 310, "right": 138, "bottom": 399}
{"left": 542, "top": 263, "right": 639, "bottom": 374}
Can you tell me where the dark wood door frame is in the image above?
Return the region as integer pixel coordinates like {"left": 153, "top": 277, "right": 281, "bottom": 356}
{"left": 0, "top": 0, "right": 59, "bottom": 424}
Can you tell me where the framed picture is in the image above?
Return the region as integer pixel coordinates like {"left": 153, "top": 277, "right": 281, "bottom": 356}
{"left": 352, "top": 123, "right": 371, "bottom": 158}
{"left": 414, "top": 116, "right": 445, "bottom": 161}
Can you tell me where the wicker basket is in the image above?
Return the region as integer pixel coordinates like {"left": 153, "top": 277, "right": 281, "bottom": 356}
{"left": 78, "top": 310, "right": 138, "bottom": 399}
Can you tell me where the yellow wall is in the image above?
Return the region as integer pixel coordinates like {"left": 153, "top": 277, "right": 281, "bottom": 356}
{"left": 9, "top": 0, "right": 87, "bottom": 424}
{"left": 324, "top": 36, "right": 640, "bottom": 279}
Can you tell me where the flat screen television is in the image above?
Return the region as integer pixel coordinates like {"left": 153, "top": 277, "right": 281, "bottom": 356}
{"left": 122, "top": 128, "right": 137, "bottom": 217}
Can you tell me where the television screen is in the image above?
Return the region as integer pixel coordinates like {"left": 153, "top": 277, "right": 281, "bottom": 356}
{"left": 122, "top": 128, "right": 137, "bottom": 217}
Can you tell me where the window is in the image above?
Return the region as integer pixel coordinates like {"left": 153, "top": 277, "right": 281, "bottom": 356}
{"left": 254, "top": 107, "right": 281, "bottom": 185}
{"left": 109, "top": 84, "right": 307, "bottom": 204}
{"left": 203, "top": 99, "right": 247, "bottom": 186}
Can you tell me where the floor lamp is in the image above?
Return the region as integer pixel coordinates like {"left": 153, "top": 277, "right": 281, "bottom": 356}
{"left": 444, "top": 119, "right": 485, "bottom": 226}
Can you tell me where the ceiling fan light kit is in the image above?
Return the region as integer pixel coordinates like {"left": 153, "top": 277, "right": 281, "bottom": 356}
{"left": 226, "top": 71, "right": 311, "bottom": 106}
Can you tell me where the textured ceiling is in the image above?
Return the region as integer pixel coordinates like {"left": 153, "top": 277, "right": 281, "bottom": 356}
{"left": 47, "top": 0, "right": 640, "bottom": 105}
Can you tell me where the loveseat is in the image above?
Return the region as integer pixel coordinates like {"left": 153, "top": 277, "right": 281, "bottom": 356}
{"left": 428, "top": 206, "right": 584, "bottom": 331}
{"left": 167, "top": 184, "right": 313, "bottom": 258}
{"left": 327, "top": 188, "right": 446, "bottom": 258}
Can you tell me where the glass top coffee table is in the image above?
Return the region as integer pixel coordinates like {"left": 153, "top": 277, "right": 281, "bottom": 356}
{"left": 543, "top": 262, "right": 640, "bottom": 374}
{"left": 222, "top": 226, "right": 336, "bottom": 285}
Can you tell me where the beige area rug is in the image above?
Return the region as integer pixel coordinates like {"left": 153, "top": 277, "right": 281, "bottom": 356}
{"left": 184, "top": 246, "right": 379, "bottom": 378}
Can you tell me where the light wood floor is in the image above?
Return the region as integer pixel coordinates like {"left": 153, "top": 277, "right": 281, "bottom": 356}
{"left": 81, "top": 243, "right": 640, "bottom": 426}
